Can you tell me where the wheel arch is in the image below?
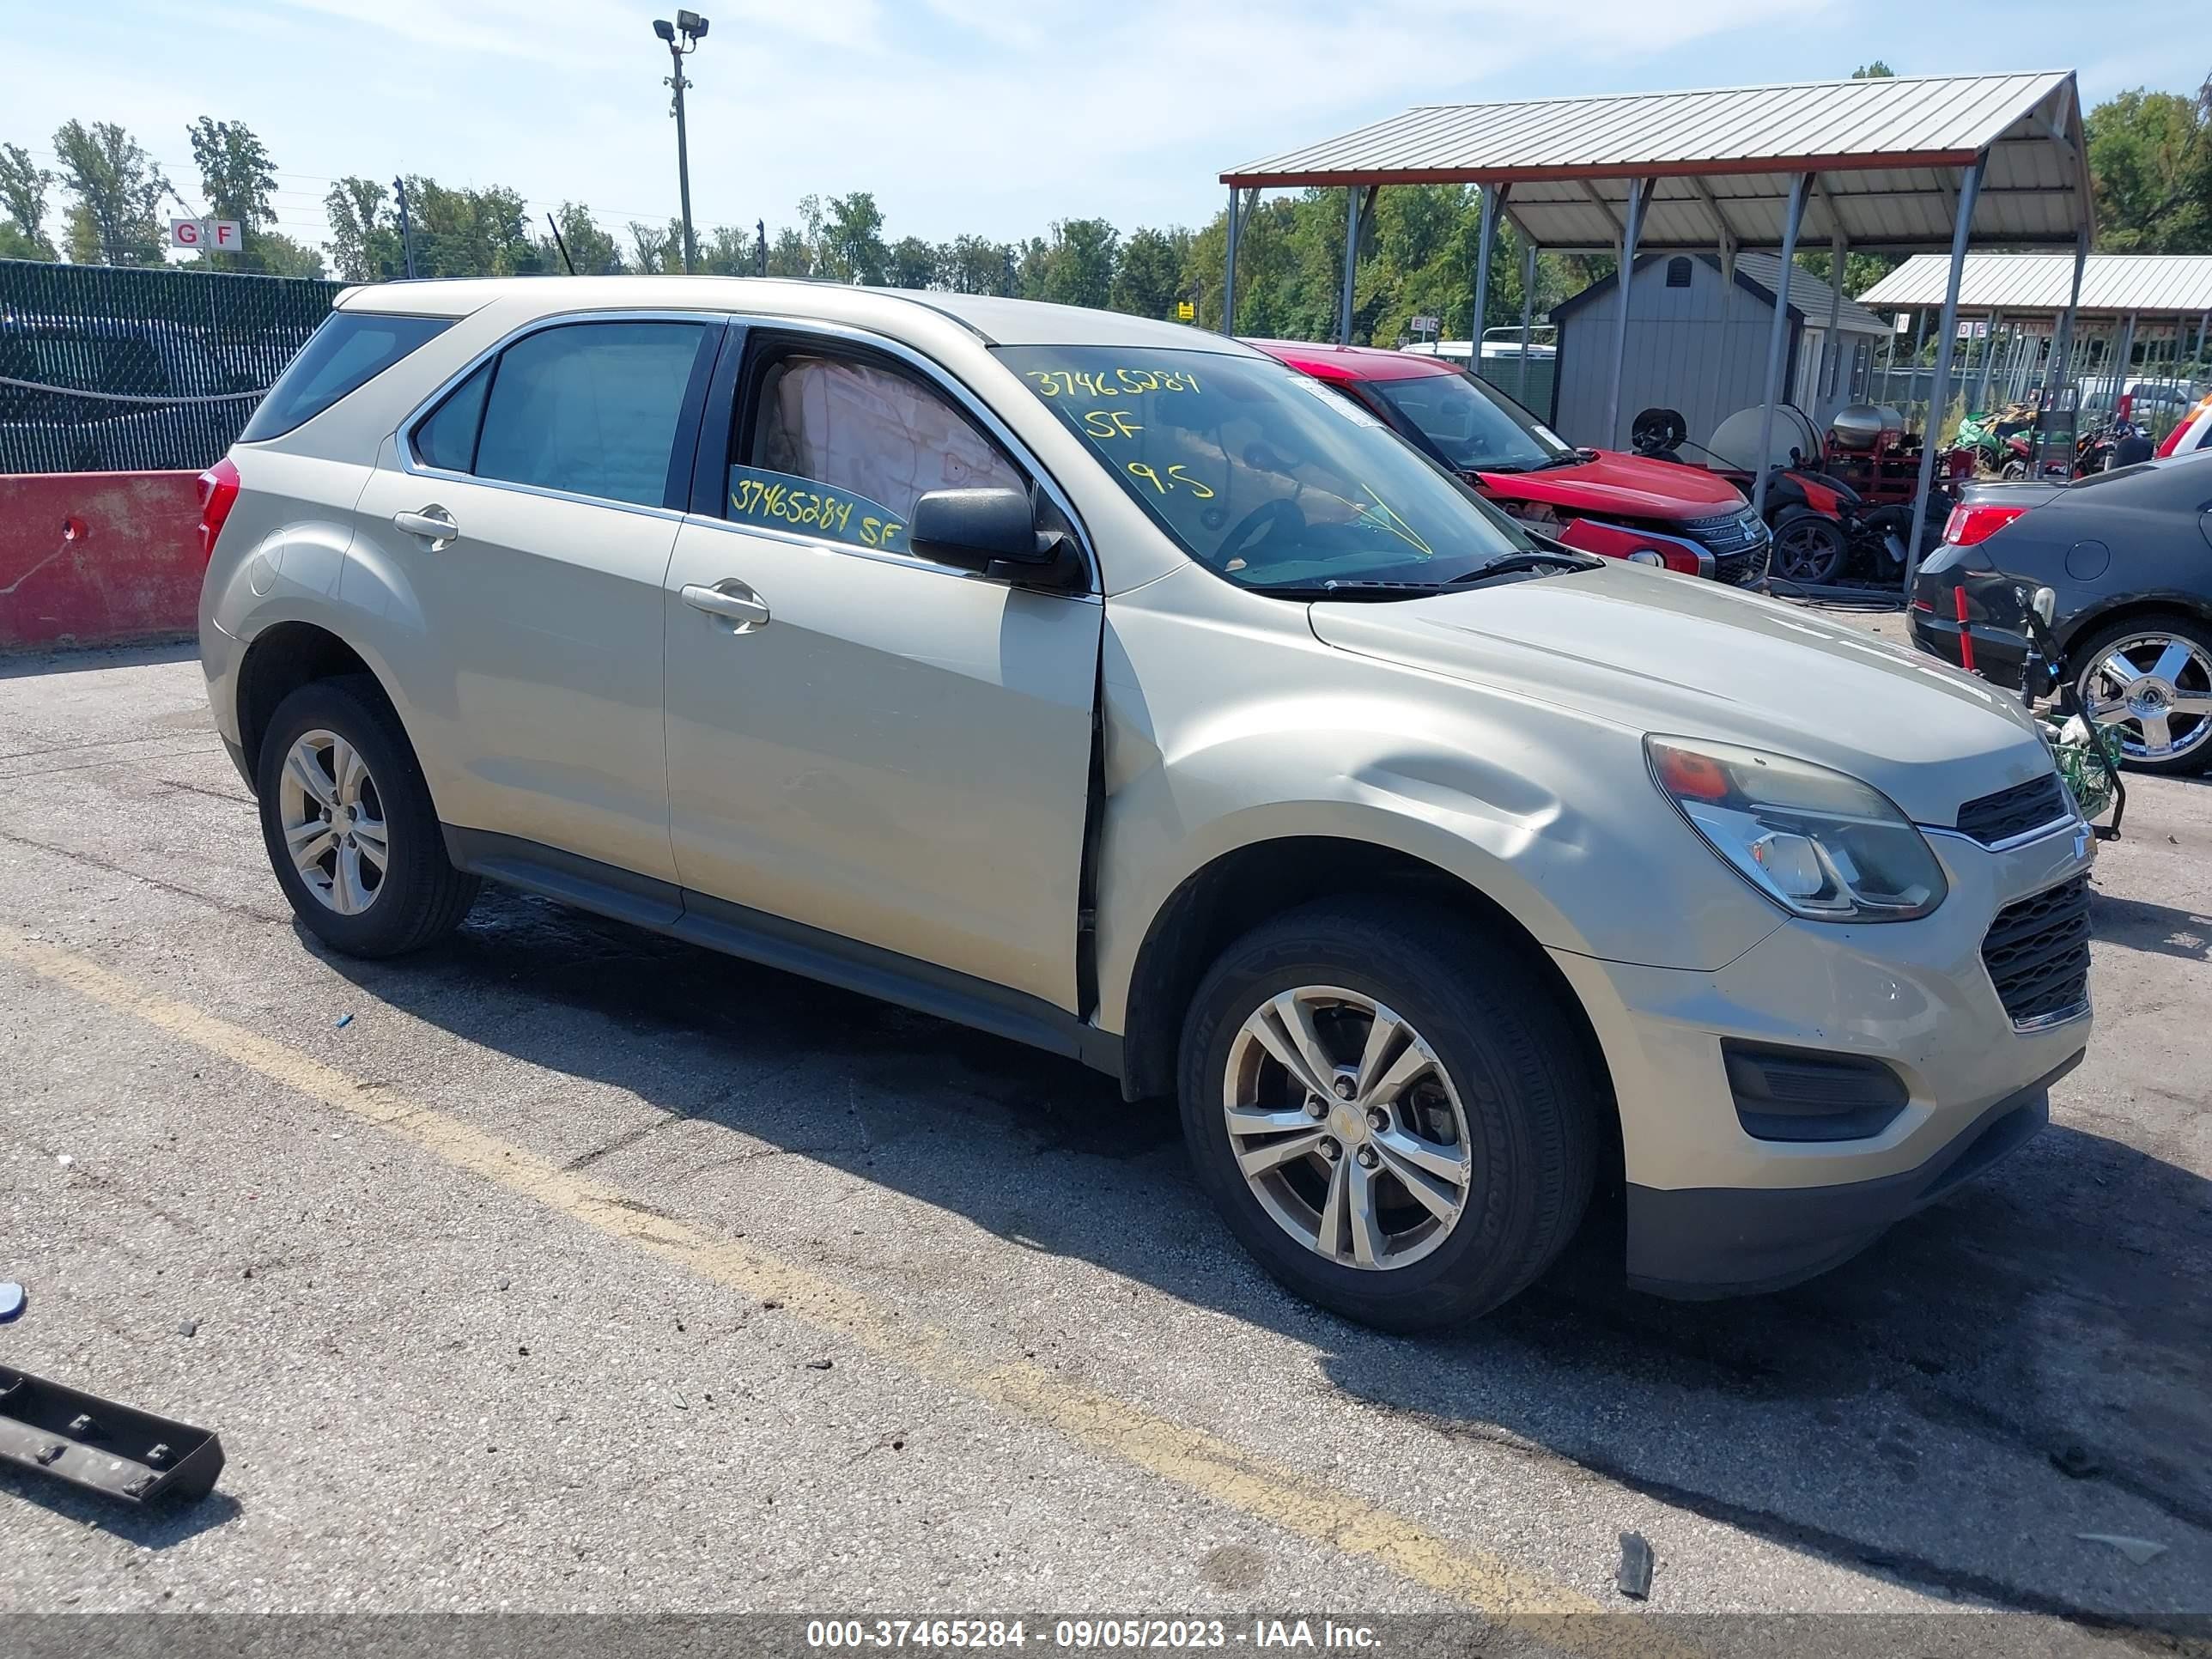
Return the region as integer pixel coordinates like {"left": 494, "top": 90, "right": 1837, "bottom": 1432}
{"left": 1113, "top": 834, "right": 1618, "bottom": 1154}
{"left": 2057, "top": 592, "right": 2212, "bottom": 659}
{"left": 234, "top": 621, "right": 416, "bottom": 795}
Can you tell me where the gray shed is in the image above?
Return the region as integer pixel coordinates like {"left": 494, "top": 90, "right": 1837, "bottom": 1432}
{"left": 1547, "top": 252, "right": 1889, "bottom": 452}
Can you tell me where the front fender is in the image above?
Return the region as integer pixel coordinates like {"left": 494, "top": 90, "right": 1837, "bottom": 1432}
{"left": 1091, "top": 586, "right": 1783, "bottom": 1034}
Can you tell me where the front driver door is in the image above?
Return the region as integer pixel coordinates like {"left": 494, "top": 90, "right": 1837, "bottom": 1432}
{"left": 662, "top": 327, "right": 1101, "bottom": 1010}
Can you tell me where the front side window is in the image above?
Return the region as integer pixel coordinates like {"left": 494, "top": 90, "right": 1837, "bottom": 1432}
{"left": 242, "top": 311, "right": 449, "bottom": 441}
{"left": 731, "top": 349, "right": 1025, "bottom": 554}
{"left": 999, "top": 345, "right": 1533, "bottom": 592}
{"left": 471, "top": 320, "right": 707, "bottom": 507}
{"left": 1364, "top": 369, "right": 1572, "bottom": 474}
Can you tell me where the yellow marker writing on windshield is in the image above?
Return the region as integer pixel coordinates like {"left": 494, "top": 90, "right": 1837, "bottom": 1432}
{"left": 1083, "top": 409, "right": 1144, "bottom": 440}
{"left": 1358, "top": 483, "right": 1435, "bottom": 558}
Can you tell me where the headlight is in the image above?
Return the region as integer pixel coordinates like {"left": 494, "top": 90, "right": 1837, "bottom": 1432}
{"left": 1646, "top": 736, "right": 1947, "bottom": 921}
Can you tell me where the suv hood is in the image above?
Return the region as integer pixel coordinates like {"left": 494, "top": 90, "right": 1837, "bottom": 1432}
{"left": 1475, "top": 449, "right": 1745, "bottom": 521}
{"left": 1310, "top": 562, "right": 2051, "bottom": 825}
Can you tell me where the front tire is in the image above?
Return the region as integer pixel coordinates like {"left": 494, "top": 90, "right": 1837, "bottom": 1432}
{"left": 256, "top": 676, "right": 480, "bottom": 956}
{"left": 1177, "top": 899, "right": 1599, "bottom": 1331}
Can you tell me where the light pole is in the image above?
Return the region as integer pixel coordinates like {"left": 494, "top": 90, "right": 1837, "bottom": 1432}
{"left": 653, "top": 10, "right": 708, "bottom": 273}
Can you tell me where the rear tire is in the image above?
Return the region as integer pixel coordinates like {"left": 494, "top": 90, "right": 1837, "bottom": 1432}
{"left": 1176, "top": 898, "right": 1598, "bottom": 1331}
{"left": 255, "top": 676, "right": 480, "bottom": 957}
{"left": 2071, "top": 614, "right": 2212, "bottom": 775}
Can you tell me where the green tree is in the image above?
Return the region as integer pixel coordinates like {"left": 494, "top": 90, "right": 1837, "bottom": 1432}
{"left": 404, "top": 178, "right": 542, "bottom": 276}
{"left": 323, "top": 177, "right": 406, "bottom": 282}
{"left": 2084, "top": 86, "right": 2210, "bottom": 252}
{"left": 886, "top": 234, "right": 938, "bottom": 289}
{"left": 765, "top": 225, "right": 812, "bottom": 277}
{"left": 820, "top": 191, "right": 887, "bottom": 283}
{"left": 0, "top": 142, "right": 58, "bottom": 259}
{"left": 1038, "top": 217, "right": 1118, "bottom": 309}
{"left": 185, "top": 117, "right": 275, "bottom": 270}
{"left": 628, "top": 220, "right": 680, "bottom": 273}
{"left": 544, "top": 201, "right": 623, "bottom": 273}
{"left": 1110, "top": 225, "right": 1187, "bottom": 319}
{"left": 246, "top": 231, "right": 327, "bottom": 278}
{"left": 1850, "top": 62, "right": 1894, "bottom": 79}
{"left": 940, "top": 234, "right": 1013, "bottom": 295}
{"left": 52, "top": 119, "right": 170, "bottom": 265}
{"left": 696, "top": 223, "right": 759, "bottom": 276}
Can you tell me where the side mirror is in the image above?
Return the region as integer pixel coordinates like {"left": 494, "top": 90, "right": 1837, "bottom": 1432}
{"left": 910, "top": 487, "right": 1085, "bottom": 592}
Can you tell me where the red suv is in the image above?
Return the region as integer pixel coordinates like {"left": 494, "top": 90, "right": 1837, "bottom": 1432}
{"left": 1249, "top": 341, "right": 1771, "bottom": 586}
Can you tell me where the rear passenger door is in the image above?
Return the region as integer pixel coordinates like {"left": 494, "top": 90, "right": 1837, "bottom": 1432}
{"left": 353, "top": 315, "right": 721, "bottom": 882}
{"left": 661, "top": 325, "right": 1102, "bottom": 1010}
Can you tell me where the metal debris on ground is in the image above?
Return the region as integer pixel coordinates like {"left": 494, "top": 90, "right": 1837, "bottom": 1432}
{"left": 805, "top": 1358, "right": 835, "bottom": 1370}
{"left": 1616, "top": 1532, "right": 1654, "bottom": 1599}
{"left": 334, "top": 1013, "right": 354, "bottom": 1029}
{"left": 177, "top": 1320, "right": 198, "bottom": 1337}
{"left": 2076, "top": 1534, "right": 2167, "bottom": 1565}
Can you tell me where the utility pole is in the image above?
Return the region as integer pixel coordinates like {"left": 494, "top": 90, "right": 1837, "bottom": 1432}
{"left": 653, "top": 12, "right": 710, "bottom": 274}
{"left": 756, "top": 218, "right": 766, "bottom": 276}
{"left": 393, "top": 176, "right": 418, "bottom": 280}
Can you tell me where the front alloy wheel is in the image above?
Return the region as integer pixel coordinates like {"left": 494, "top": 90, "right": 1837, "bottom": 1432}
{"left": 1224, "top": 986, "right": 1473, "bottom": 1271}
{"left": 2077, "top": 630, "right": 2212, "bottom": 770}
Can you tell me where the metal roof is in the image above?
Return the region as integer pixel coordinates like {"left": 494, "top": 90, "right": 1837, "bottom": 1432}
{"left": 1551, "top": 252, "right": 1889, "bottom": 334}
{"left": 1857, "top": 253, "right": 2212, "bottom": 317}
{"left": 1221, "top": 71, "right": 2092, "bottom": 253}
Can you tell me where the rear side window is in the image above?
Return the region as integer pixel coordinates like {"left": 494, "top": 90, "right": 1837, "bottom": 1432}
{"left": 472, "top": 321, "right": 708, "bottom": 507}
{"left": 240, "top": 312, "right": 450, "bottom": 441}
{"left": 413, "top": 362, "right": 491, "bottom": 473}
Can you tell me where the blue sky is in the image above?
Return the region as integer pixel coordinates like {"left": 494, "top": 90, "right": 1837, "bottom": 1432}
{"left": 4, "top": 0, "right": 2206, "bottom": 258}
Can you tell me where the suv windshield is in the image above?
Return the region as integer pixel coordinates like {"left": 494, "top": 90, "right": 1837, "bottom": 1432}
{"left": 1364, "top": 369, "right": 1571, "bottom": 474}
{"left": 997, "top": 345, "right": 1533, "bottom": 591}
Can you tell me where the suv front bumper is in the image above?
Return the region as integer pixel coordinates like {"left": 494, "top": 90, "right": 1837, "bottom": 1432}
{"left": 1550, "top": 814, "right": 2094, "bottom": 1297}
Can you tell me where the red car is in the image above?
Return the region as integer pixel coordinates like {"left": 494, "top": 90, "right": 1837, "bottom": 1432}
{"left": 1248, "top": 340, "right": 1771, "bottom": 586}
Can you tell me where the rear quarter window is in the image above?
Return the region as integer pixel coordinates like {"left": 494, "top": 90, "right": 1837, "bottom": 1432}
{"left": 240, "top": 312, "right": 451, "bottom": 441}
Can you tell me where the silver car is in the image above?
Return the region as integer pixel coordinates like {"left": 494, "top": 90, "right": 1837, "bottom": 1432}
{"left": 199, "top": 278, "right": 2094, "bottom": 1328}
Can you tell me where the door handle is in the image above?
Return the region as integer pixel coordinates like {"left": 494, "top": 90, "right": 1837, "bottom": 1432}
{"left": 393, "top": 506, "right": 459, "bottom": 549}
{"left": 682, "top": 580, "right": 770, "bottom": 632}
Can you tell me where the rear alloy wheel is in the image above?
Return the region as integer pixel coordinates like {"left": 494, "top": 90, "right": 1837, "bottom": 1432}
{"left": 2074, "top": 618, "right": 2212, "bottom": 774}
{"left": 1770, "top": 507, "right": 1848, "bottom": 586}
{"left": 1178, "top": 899, "right": 1597, "bottom": 1330}
{"left": 277, "top": 728, "right": 389, "bottom": 917}
{"left": 256, "top": 676, "right": 481, "bottom": 955}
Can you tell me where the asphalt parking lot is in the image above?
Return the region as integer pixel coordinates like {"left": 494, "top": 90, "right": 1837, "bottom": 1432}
{"left": 2, "top": 626, "right": 2208, "bottom": 1651}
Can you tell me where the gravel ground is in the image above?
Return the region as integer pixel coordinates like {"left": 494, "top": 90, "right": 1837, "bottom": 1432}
{"left": 0, "top": 628, "right": 2206, "bottom": 1653}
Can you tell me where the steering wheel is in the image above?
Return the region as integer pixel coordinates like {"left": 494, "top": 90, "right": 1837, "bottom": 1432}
{"left": 1214, "top": 497, "right": 1305, "bottom": 568}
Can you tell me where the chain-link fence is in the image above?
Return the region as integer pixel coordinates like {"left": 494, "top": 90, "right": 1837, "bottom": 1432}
{"left": 1, "top": 258, "right": 342, "bottom": 474}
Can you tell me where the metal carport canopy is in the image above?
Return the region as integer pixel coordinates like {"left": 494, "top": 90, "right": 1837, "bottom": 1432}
{"left": 1215, "top": 70, "right": 2094, "bottom": 591}
{"left": 1859, "top": 253, "right": 2212, "bottom": 316}
{"left": 1218, "top": 70, "right": 2093, "bottom": 254}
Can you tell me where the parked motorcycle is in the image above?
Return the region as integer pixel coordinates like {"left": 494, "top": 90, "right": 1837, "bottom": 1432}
{"left": 2074, "top": 418, "right": 2154, "bottom": 476}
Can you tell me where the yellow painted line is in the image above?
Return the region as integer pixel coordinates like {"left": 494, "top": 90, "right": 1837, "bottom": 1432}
{"left": 1, "top": 923, "right": 1688, "bottom": 1654}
